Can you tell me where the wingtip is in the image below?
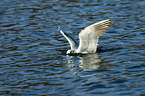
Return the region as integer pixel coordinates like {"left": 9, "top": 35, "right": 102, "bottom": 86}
{"left": 52, "top": 21, "right": 61, "bottom": 31}
{"left": 108, "top": 19, "right": 113, "bottom": 22}
{"left": 106, "top": 19, "right": 113, "bottom": 26}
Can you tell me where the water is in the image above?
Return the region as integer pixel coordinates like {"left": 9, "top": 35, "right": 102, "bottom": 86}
{"left": 0, "top": 0, "right": 145, "bottom": 95}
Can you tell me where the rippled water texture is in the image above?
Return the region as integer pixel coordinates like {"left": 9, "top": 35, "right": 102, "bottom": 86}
{"left": 0, "top": 0, "right": 145, "bottom": 95}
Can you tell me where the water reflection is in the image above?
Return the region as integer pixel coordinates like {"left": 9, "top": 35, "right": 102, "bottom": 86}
{"left": 67, "top": 53, "right": 101, "bottom": 70}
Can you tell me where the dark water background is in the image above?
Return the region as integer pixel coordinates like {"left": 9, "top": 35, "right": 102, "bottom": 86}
{"left": 0, "top": 0, "right": 145, "bottom": 95}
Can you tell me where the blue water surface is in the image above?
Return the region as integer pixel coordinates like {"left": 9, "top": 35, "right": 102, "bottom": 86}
{"left": 0, "top": 0, "right": 145, "bottom": 95}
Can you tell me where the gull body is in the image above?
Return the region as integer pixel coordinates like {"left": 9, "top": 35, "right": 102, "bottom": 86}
{"left": 57, "top": 19, "right": 112, "bottom": 55}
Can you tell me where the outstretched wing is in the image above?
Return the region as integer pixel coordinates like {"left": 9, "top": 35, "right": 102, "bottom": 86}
{"left": 57, "top": 25, "right": 78, "bottom": 50}
{"left": 76, "top": 19, "right": 112, "bottom": 53}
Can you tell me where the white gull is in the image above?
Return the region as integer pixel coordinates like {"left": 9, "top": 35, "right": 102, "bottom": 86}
{"left": 57, "top": 19, "right": 112, "bottom": 55}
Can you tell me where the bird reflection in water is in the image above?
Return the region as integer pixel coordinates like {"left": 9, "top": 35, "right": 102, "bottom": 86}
{"left": 67, "top": 53, "right": 101, "bottom": 71}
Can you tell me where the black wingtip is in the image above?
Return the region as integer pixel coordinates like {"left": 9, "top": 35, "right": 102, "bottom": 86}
{"left": 52, "top": 21, "right": 61, "bottom": 31}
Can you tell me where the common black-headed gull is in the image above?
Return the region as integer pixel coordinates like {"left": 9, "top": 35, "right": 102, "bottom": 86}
{"left": 57, "top": 19, "right": 112, "bottom": 55}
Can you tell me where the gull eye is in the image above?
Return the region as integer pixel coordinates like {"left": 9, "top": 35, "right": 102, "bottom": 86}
{"left": 70, "top": 51, "right": 73, "bottom": 54}
{"left": 70, "top": 51, "right": 74, "bottom": 54}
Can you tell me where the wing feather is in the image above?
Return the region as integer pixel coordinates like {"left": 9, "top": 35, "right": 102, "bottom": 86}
{"left": 76, "top": 19, "right": 112, "bottom": 53}
{"left": 57, "top": 25, "right": 78, "bottom": 50}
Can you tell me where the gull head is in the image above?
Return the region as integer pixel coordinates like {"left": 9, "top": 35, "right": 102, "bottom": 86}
{"left": 66, "top": 50, "right": 76, "bottom": 55}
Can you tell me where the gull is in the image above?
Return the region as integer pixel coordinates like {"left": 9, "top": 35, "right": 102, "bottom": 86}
{"left": 57, "top": 19, "right": 112, "bottom": 55}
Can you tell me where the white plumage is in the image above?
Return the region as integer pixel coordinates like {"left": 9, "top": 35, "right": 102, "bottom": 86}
{"left": 57, "top": 19, "right": 112, "bottom": 55}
